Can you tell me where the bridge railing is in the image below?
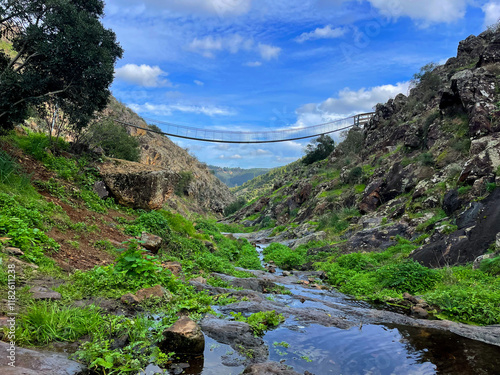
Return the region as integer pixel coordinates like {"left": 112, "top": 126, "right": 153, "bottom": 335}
{"left": 113, "top": 112, "right": 374, "bottom": 144}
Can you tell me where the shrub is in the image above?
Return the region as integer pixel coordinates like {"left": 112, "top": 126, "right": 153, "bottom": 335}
{"left": 263, "top": 243, "right": 306, "bottom": 270}
{"left": 418, "top": 152, "right": 434, "bottom": 167}
{"left": 83, "top": 120, "right": 140, "bottom": 161}
{"left": 175, "top": 171, "right": 193, "bottom": 196}
{"left": 345, "top": 166, "right": 363, "bottom": 184}
{"left": 0, "top": 150, "right": 17, "bottom": 183}
{"left": 302, "top": 135, "right": 335, "bottom": 165}
{"left": 377, "top": 260, "right": 441, "bottom": 294}
{"left": 224, "top": 197, "right": 246, "bottom": 216}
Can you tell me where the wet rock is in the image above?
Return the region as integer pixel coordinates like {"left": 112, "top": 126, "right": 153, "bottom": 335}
{"left": 99, "top": 158, "right": 179, "bottom": 210}
{"left": 160, "top": 316, "right": 205, "bottom": 355}
{"left": 140, "top": 232, "right": 162, "bottom": 253}
{"left": 211, "top": 273, "right": 278, "bottom": 293}
{"left": 135, "top": 285, "right": 172, "bottom": 302}
{"left": 93, "top": 180, "right": 109, "bottom": 199}
{"left": 242, "top": 362, "right": 301, "bottom": 375}
{"left": 411, "top": 305, "right": 430, "bottom": 319}
{"left": 3, "top": 247, "right": 24, "bottom": 256}
{"left": 29, "top": 286, "right": 61, "bottom": 301}
{"left": 0, "top": 341, "right": 85, "bottom": 375}
{"left": 163, "top": 261, "right": 182, "bottom": 276}
{"left": 200, "top": 316, "right": 268, "bottom": 362}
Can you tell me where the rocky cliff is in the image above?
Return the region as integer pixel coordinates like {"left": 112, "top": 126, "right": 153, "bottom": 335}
{"left": 102, "top": 98, "right": 235, "bottom": 215}
{"left": 227, "top": 27, "right": 500, "bottom": 267}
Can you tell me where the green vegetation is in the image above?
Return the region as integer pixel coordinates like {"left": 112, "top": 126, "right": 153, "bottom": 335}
{"left": 230, "top": 310, "right": 285, "bottom": 336}
{"left": 224, "top": 197, "right": 247, "bottom": 216}
{"left": 83, "top": 120, "right": 140, "bottom": 161}
{"left": 175, "top": 171, "right": 193, "bottom": 196}
{"left": 209, "top": 166, "right": 269, "bottom": 187}
{"left": 302, "top": 134, "right": 335, "bottom": 165}
{"left": 0, "top": 0, "right": 122, "bottom": 131}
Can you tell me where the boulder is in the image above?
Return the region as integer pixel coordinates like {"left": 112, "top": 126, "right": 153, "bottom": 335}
{"left": 442, "top": 189, "right": 462, "bottom": 216}
{"left": 3, "top": 247, "right": 24, "bottom": 256}
{"left": 29, "top": 287, "right": 61, "bottom": 301}
{"left": 159, "top": 316, "right": 205, "bottom": 355}
{"left": 140, "top": 232, "right": 162, "bottom": 253}
{"left": 459, "top": 134, "right": 500, "bottom": 184}
{"left": 163, "top": 261, "right": 182, "bottom": 276}
{"left": 99, "top": 158, "right": 179, "bottom": 210}
{"left": 135, "top": 285, "right": 172, "bottom": 303}
{"left": 93, "top": 180, "right": 109, "bottom": 199}
{"left": 338, "top": 223, "right": 410, "bottom": 253}
{"left": 411, "top": 189, "right": 500, "bottom": 267}
{"left": 0, "top": 341, "right": 84, "bottom": 375}
{"left": 472, "top": 253, "right": 498, "bottom": 270}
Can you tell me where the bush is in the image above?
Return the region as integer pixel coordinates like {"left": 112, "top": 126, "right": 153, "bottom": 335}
{"left": 84, "top": 120, "right": 140, "bottom": 161}
{"left": 175, "top": 171, "right": 193, "bottom": 196}
{"left": 345, "top": 166, "right": 363, "bottom": 184}
{"left": 263, "top": 243, "right": 306, "bottom": 270}
{"left": 224, "top": 197, "right": 246, "bottom": 216}
{"left": 377, "top": 260, "right": 441, "bottom": 294}
{"left": 0, "top": 150, "right": 17, "bottom": 183}
{"left": 302, "top": 135, "right": 335, "bottom": 165}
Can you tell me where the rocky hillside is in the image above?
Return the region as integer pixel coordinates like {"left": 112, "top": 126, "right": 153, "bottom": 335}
{"left": 227, "top": 27, "right": 500, "bottom": 268}
{"left": 102, "top": 98, "right": 235, "bottom": 215}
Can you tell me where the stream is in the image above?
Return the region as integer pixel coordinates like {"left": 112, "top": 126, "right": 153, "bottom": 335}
{"left": 161, "top": 242, "right": 500, "bottom": 375}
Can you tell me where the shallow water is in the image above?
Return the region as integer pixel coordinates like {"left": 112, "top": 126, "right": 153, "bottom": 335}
{"left": 165, "top": 242, "right": 500, "bottom": 374}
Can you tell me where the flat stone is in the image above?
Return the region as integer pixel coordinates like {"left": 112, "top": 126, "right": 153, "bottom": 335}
{"left": 159, "top": 316, "right": 205, "bottom": 355}
{"left": 0, "top": 341, "right": 84, "bottom": 375}
{"left": 4, "top": 247, "right": 24, "bottom": 256}
{"left": 29, "top": 287, "right": 61, "bottom": 301}
{"left": 7, "top": 257, "right": 38, "bottom": 269}
{"left": 242, "top": 362, "right": 301, "bottom": 375}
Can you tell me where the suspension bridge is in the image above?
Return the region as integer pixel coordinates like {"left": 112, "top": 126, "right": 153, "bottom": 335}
{"left": 113, "top": 112, "right": 374, "bottom": 144}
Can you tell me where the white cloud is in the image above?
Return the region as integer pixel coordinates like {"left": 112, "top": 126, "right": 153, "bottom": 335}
{"left": 189, "top": 35, "right": 281, "bottom": 61}
{"left": 188, "top": 34, "right": 254, "bottom": 58}
{"left": 295, "top": 25, "right": 347, "bottom": 43}
{"left": 318, "top": 81, "right": 410, "bottom": 114}
{"left": 127, "top": 102, "right": 235, "bottom": 117}
{"left": 230, "top": 154, "right": 243, "bottom": 159}
{"left": 366, "top": 0, "right": 467, "bottom": 25}
{"left": 244, "top": 61, "right": 262, "bottom": 67}
{"left": 258, "top": 43, "right": 282, "bottom": 60}
{"left": 483, "top": 1, "right": 500, "bottom": 29}
{"left": 194, "top": 80, "right": 205, "bottom": 86}
{"left": 115, "top": 64, "right": 171, "bottom": 87}
{"left": 123, "top": 0, "right": 252, "bottom": 17}
{"left": 294, "top": 81, "right": 410, "bottom": 128}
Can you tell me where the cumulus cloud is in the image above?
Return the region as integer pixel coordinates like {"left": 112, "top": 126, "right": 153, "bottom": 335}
{"left": 295, "top": 25, "right": 347, "bottom": 43}
{"left": 483, "top": 1, "right": 500, "bottom": 29}
{"left": 194, "top": 80, "right": 205, "bottom": 86}
{"left": 127, "top": 102, "right": 235, "bottom": 117}
{"left": 188, "top": 34, "right": 254, "bottom": 58}
{"left": 189, "top": 35, "right": 281, "bottom": 61}
{"left": 258, "top": 43, "right": 282, "bottom": 60}
{"left": 115, "top": 64, "right": 171, "bottom": 87}
{"left": 367, "top": 0, "right": 467, "bottom": 25}
{"left": 294, "top": 81, "right": 410, "bottom": 128}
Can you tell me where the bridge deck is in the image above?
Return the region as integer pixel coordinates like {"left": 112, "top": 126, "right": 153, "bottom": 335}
{"left": 114, "top": 112, "right": 374, "bottom": 144}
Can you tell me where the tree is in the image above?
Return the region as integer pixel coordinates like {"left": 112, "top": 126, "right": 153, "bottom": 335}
{"left": 302, "top": 134, "right": 335, "bottom": 165}
{"left": 0, "top": 0, "right": 123, "bottom": 131}
{"left": 83, "top": 119, "right": 140, "bottom": 162}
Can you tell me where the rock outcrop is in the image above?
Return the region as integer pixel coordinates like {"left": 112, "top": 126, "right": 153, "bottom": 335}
{"left": 99, "top": 158, "right": 178, "bottom": 210}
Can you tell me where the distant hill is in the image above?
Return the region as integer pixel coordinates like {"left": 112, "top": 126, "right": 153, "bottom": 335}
{"left": 209, "top": 166, "right": 270, "bottom": 187}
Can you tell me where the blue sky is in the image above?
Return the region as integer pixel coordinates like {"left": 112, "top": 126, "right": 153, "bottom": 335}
{"left": 103, "top": 0, "right": 499, "bottom": 168}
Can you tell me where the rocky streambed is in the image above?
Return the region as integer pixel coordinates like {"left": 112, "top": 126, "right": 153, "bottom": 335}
{"left": 4, "top": 241, "right": 500, "bottom": 375}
